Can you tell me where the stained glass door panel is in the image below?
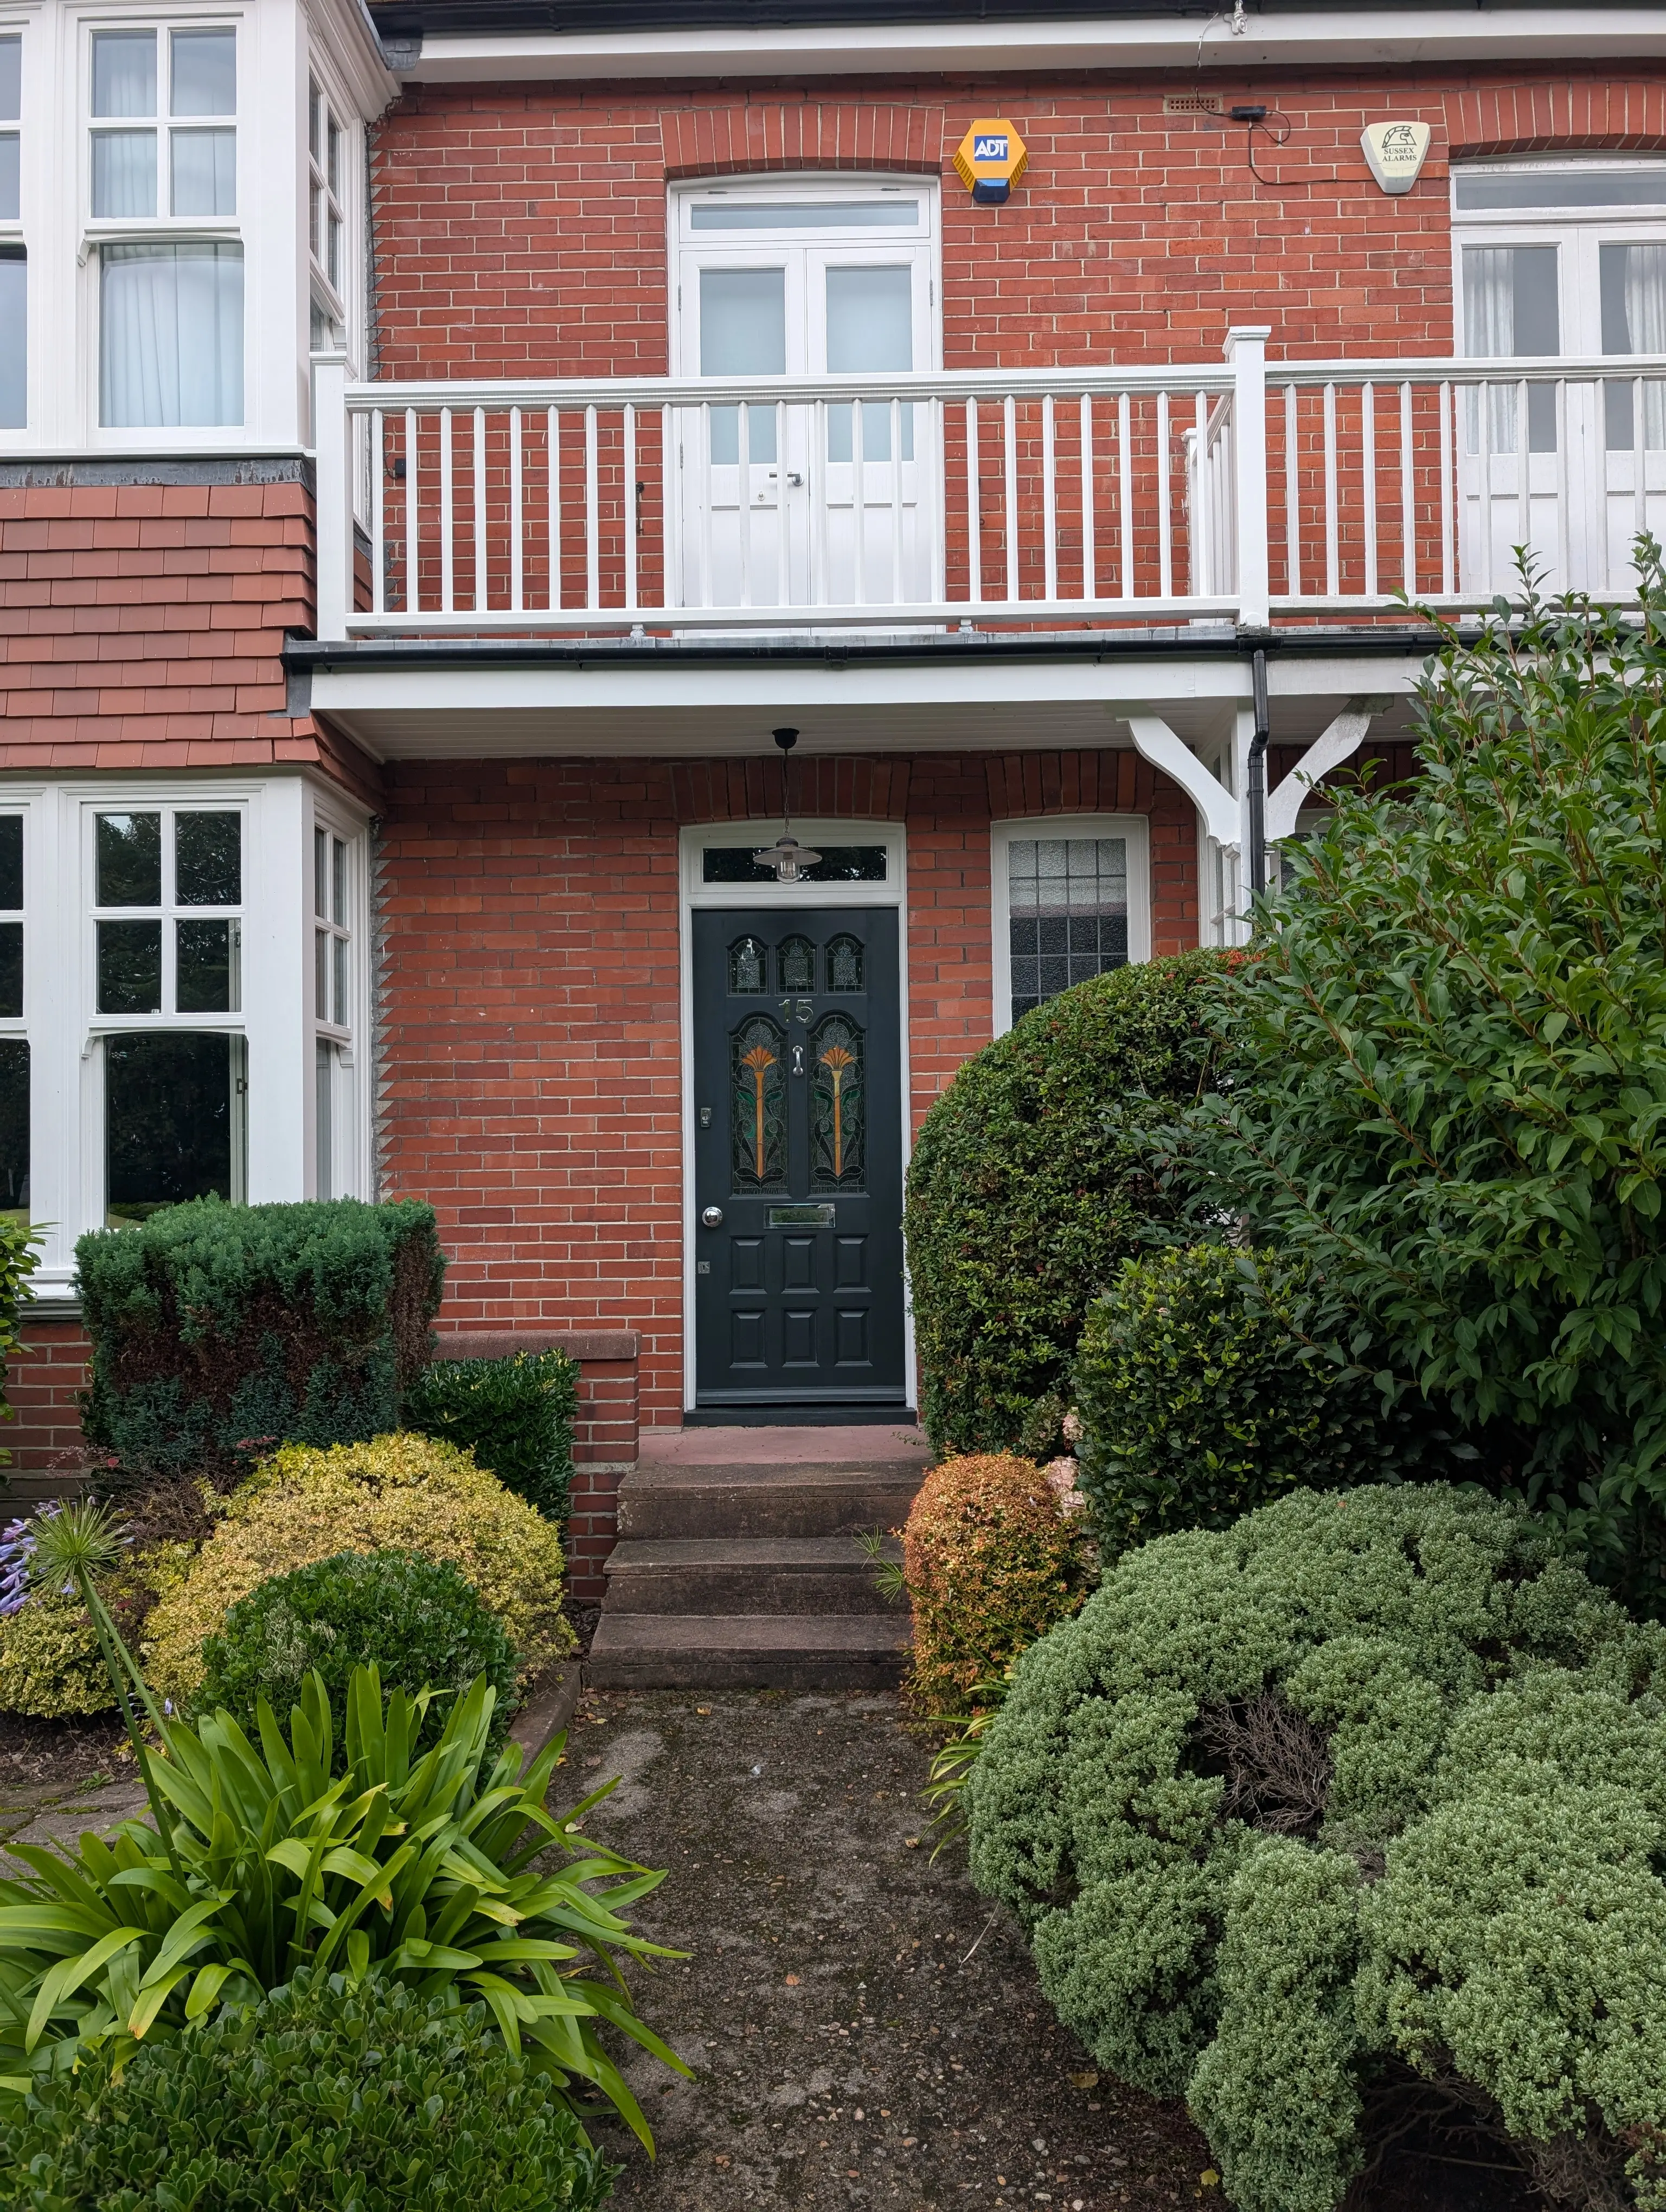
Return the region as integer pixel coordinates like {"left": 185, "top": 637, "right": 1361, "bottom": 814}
{"left": 693, "top": 905, "right": 905, "bottom": 1409}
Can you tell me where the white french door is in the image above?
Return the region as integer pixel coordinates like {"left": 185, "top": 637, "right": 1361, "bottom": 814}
{"left": 1456, "top": 165, "right": 1666, "bottom": 596}
{"left": 671, "top": 179, "right": 938, "bottom": 612}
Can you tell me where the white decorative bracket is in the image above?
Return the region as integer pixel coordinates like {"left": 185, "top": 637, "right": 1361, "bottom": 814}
{"left": 1124, "top": 713, "right": 1242, "bottom": 850}
{"left": 1264, "top": 695, "right": 1391, "bottom": 844}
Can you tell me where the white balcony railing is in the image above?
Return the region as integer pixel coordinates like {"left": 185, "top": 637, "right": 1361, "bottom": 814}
{"left": 311, "top": 331, "right": 1666, "bottom": 641}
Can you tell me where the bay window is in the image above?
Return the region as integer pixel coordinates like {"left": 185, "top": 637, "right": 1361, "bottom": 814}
{"left": 0, "top": 35, "right": 21, "bottom": 430}
{"left": 92, "top": 25, "right": 242, "bottom": 429}
{"left": 0, "top": 812, "right": 24, "bottom": 1221}
{"left": 312, "top": 818, "right": 356, "bottom": 1200}
{"left": 92, "top": 805, "right": 246, "bottom": 1225}
{"left": 0, "top": 780, "right": 369, "bottom": 1301}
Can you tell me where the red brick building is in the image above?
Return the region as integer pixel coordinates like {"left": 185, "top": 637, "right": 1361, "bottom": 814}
{"left": 3, "top": 1, "right": 1664, "bottom": 1540}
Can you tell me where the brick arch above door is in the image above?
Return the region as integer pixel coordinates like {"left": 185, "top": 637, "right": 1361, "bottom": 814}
{"left": 672, "top": 756, "right": 912, "bottom": 825}
{"left": 661, "top": 104, "right": 946, "bottom": 182}
{"left": 1447, "top": 77, "right": 1666, "bottom": 160}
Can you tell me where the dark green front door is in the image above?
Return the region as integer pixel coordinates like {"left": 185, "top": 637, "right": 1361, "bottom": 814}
{"left": 691, "top": 907, "right": 906, "bottom": 1410}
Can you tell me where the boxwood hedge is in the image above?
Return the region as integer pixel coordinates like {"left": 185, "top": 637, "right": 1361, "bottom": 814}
{"left": 76, "top": 1197, "right": 444, "bottom": 1486}
{"left": 903, "top": 952, "right": 1240, "bottom": 1455}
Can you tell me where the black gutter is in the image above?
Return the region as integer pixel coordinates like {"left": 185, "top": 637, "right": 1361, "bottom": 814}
{"left": 370, "top": 0, "right": 1637, "bottom": 34}
{"left": 285, "top": 622, "right": 1463, "bottom": 675}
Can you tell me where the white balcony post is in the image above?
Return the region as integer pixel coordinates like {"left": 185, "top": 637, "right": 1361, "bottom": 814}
{"left": 311, "top": 351, "right": 352, "bottom": 644}
{"left": 1226, "top": 326, "right": 1271, "bottom": 629}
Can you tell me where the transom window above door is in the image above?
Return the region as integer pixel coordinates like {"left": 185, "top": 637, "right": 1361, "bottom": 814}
{"left": 670, "top": 177, "right": 939, "bottom": 612}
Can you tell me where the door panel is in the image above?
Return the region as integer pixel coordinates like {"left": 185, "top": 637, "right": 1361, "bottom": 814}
{"left": 693, "top": 906, "right": 905, "bottom": 1407}
{"left": 675, "top": 217, "right": 935, "bottom": 611}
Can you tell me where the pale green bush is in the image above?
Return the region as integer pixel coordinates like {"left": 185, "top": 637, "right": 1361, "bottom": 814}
{"left": 966, "top": 1485, "right": 1666, "bottom": 2211}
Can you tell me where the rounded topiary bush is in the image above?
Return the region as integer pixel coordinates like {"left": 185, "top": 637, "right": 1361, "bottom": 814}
{"left": 965, "top": 1484, "right": 1666, "bottom": 2212}
{"left": 0, "top": 1968, "right": 616, "bottom": 2212}
{"left": 904, "top": 951, "right": 1241, "bottom": 1456}
{"left": 901, "top": 1452, "right": 1095, "bottom": 1713}
{"left": 143, "top": 1432, "right": 572, "bottom": 1712}
{"left": 194, "top": 1548, "right": 520, "bottom": 1760}
{"left": 1073, "top": 1245, "right": 1421, "bottom": 1554}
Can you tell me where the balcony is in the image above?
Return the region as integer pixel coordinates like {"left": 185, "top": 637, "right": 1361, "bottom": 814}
{"left": 311, "top": 330, "right": 1666, "bottom": 644}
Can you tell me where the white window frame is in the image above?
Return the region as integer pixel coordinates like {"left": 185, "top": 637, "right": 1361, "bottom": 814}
{"left": 990, "top": 814, "right": 1151, "bottom": 1037}
{"left": 1452, "top": 157, "right": 1666, "bottom": 358}
{"left": 307, "top": 789, "right": 367, "bottom": 1201}
{"left": 0, "top": 775, "right": 369, "bottom": 1305}
{"left": 80, "top": 15, "right": 247, "bottom": 439}
{"left": 305, "top": 61, "right": 361, "bottom": 361}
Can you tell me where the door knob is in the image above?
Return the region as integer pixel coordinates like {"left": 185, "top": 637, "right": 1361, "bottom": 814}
{"left": 701, "top": 1205, "right": 724, "bottom": 1229}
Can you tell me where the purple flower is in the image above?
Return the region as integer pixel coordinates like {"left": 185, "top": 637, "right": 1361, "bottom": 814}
{"left": 0, "top": 1500, "right": 63, "bottom": 1616}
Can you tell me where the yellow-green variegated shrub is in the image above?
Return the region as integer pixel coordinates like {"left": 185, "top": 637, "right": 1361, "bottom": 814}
{"left": 0, "top": 1592, "right": 111, "bottom": 1718}
{"left": 143, "top": 1432, "right": 571, "bottom": 1709}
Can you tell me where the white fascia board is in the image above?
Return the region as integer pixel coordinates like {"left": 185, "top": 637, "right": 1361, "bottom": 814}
{"left": 404, "top": 9, "right": 1664, "bottom": 83}
{"left": 307, "top": 0, "right": 400, "bottom": 112}
{"left": 310, "top": 652, "right": 1248, "bottom": 717}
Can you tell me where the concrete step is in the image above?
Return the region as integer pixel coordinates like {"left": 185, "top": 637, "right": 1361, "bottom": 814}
{"left": 617, "top": 1463, "right": 924, "bottom": 1541}
{"left": 603, "top": 1535, "right": 904, "bottom": 1616}
{"left": 587, "top": 1610, "right": 912, "bottom": 1690}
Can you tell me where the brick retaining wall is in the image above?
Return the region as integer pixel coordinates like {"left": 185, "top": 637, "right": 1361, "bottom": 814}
{"left": 1, "top": 1314, "right": 640, "bottom": 1602}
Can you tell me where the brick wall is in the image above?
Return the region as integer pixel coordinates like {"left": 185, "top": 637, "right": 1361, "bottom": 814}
{"left": 4, "top": 1317, "right": 642, "bottom": 1599}
{"left": 0, "top": 474, "right": 380, "bottom": 799}
{"left": 433, "top": 1326, "right": 639, "bottom": 1602}
{"left": 368, "top": 64, "right": 1666, "bottom": 382}
{"left": 2, "top": 1316, "right": 93, "bottom": 1503}
{"left": 373, "top": 746, "right": 1199, "bottom": 1425}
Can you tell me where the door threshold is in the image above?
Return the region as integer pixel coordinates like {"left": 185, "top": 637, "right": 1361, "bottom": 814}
{"left": 685, "top": 1404, "right": 917, "bottom": 1427}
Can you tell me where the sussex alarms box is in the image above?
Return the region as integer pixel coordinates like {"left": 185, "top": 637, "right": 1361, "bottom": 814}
{"left": 1361, "top": 120, "right": 1432, "bottom": 195}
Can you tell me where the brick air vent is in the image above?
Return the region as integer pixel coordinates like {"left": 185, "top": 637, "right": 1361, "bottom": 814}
{"left": 1164, "top": 92, "right": 1223, "bottom": 114}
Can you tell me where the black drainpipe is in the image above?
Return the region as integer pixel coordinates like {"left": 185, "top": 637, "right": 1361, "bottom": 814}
{"left": 1247, "top": 646, "right": 1270, "bottom": 899}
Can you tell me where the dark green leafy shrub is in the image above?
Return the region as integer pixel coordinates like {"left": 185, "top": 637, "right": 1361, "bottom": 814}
{"left": 194, "top": 1549, "right": 520, "bottom": 1765}
{"left": 76, "top": 1197, "right": 445, "bottom": 1486}
{"left": 1184, "top": 550, "right": 1666, "bottom": 1606}
{"left": 966, "top": 1484, "right": 1666, "bottom": 2212}
{"left": 0, "top": 1969, "right": 617, "bottom": 2211}
{"left": 904, "top": 953, "right": 1241, "bottom": 1455}
{"left": 404, "top": 1349, "right": 578, "bottom": 1520}
{"left": 1072, "top": 1245, "right": 1440, "bottom": 1553}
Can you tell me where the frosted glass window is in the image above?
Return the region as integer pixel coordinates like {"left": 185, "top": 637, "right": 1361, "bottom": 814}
{"left": 92, "top": 33, "right": 156, "bottom": 118}
{"left": 170, "top": 29, "right": 234, "bottom": 117}
{"left": 0, "top": 252, "right": 24, "bottom": 428}
{"left": 93, "top": 131, "right": 157, "bottom": 218}
{"left": 826, "top": 265, "right": 914, "bottom": 462}
{"left": 0, "top": 137, "right": 17, "bottom": 223}
{"left": 0, "top": 37, "right": 19, "bottom": 121}
{"left": 1601, "top": 242, "right": 1666, "bottom": 451}
{"left": 1008, "top": 837, "right": 1130, "bottom": 1021}
{"left": 692, "top": 201, "right": 918, "bottom": 229}
{"left": 700, "top": 267, "right": 784, "bottom": 465}
{"left": 100, "top": 243, "right": 242, "bottom": 427}
{"left": 170, "top": 128, "right": 235, "bottom": 216}
{"left": 1456, "top": 167, "right": 1666, "bottom": 210}
{"left": 1463, "top": 245, "right": 1559, "bottom": 453}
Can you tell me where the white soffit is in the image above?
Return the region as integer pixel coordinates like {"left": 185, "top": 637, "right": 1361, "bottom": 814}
{"left": 306, "top": 661, "right": 1421, "bottom": 761}
{"left": 402, "top": 9, "right": 1666, "bottom": 82}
